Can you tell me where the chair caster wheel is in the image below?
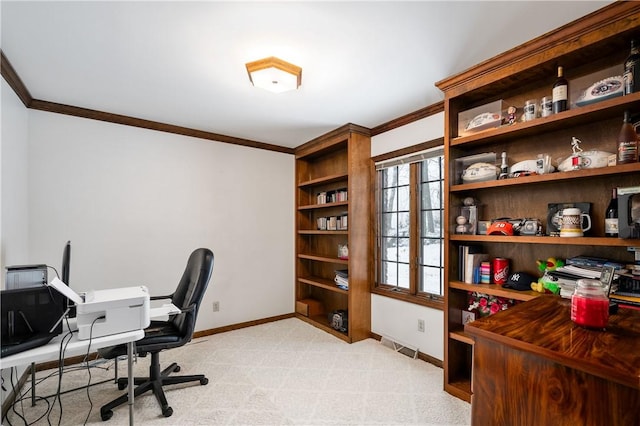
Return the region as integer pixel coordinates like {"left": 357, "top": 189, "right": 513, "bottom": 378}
{"left": 200, "top": 377, "right": 209, "bottom": 385}
{"left": 101, "top": 410, "right": 113, "bottom": 421}
{"left": 174, "top": 366, "right": 181, "bottom": 372}
{"left": 162, "top": 406, "right": 173, "bottom": 417}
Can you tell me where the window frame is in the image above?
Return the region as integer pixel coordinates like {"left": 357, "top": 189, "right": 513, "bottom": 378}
{"left": 371, "top": 139, "right": 445, "bottom": 310}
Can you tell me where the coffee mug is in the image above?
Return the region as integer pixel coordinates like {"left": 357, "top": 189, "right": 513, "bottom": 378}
{"left": 559, "top": 208, "right": 591, "bottom": 237}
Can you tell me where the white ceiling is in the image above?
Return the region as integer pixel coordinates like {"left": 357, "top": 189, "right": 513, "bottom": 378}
{"left": 1, "top": 1, "right": 611, "bottom": 149}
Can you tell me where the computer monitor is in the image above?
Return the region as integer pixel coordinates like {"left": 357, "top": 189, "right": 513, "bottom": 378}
{"left": 61, "top": 241, "right": 76, "bottom": 317}
{"left": 62, "top": 241, "right": 70, "bottom": 284}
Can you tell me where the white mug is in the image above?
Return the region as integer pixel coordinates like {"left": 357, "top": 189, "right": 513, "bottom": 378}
{"left": 559, "top": 208, "right": 591, "bottom": 237}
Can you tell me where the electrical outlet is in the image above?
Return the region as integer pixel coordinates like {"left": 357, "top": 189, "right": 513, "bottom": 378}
{"left": 212, "top": 301, "right": 220, "bottom": 312}
{"left": 418, "top": 319, "right": 425, "bottom": 332}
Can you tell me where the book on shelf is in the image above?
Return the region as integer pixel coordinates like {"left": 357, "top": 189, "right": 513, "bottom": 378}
{"left": 458, "top": 245, "right": 485, "bottom": 284}
{"left": 566, "top": 256, "right": 625, "bottom": 270}
{"left": 334, "top": 269, "right": 349, "bottom": 290}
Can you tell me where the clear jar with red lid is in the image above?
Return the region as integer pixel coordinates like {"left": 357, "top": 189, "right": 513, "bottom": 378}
{"left": 570, "top": 279, "right": 609, "bottom": 329}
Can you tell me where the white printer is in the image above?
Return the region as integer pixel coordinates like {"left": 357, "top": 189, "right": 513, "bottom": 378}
{"left": 49, "top": 278, "right": 150, "bottom": 340}
{"left": 76, "top": 286, "right": 150, "bottom": 340}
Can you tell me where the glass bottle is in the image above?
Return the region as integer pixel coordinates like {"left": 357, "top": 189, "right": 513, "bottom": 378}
{"left": 604, "top": 188, "right": 618, "bottom": 238}
{"left": 498, "top": 152, "right": 508, "bottom": 179}
{"left": 552, "top": 66, "right": 568, "bottom": 114}
{"left": 624, "top": 39, "right": 640, "bottom": 95}
{"left": 617, "top": 110, "right": 639, "bottom": 164}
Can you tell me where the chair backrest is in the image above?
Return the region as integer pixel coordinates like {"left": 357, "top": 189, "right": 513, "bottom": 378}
{"left": 170, "top": 248, "right": 214, "bottom": 335}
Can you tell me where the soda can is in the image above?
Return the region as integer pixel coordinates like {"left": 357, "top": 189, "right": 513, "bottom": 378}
{"left": 493, "top": 258, "right": 509, "bottom": 285}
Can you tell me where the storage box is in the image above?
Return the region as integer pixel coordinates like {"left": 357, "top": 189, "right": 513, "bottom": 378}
{"left": 458, "top": 100, "right": 505, "bottom": 137}
{"left": 454, "top": 152, "right": 497, "bottom": 185}
{"left": 296, "top": 298, "right": 324, "bottom": 317}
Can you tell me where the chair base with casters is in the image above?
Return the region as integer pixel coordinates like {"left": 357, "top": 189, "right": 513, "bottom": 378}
{"left": 98, "top": 248, "right": 214, "bottom": 421}
{"left": 100, "top": 351, "right": 209, "bottom": 420}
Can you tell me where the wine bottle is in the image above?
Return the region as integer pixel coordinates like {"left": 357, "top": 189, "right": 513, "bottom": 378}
{"left": 552, "top": 66, "right": 568, "bottom": 114}
{"left": 624, "top": 39, "right": 640, "bottom": 95}
{"left": 498, "top": 152, "right": 508, "bottom": 180}
{"left": 604, "top": 188, "right": 618, "bottom": 238}
{"left": 617, "top": 110, "right": 639, "bottom": 164}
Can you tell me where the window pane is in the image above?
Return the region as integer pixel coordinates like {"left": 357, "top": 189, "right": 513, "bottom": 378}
{"left": 421, "top": 266, "right": 442, "bottom": 294}
{"left": 421, "top": 157, "right": 442, "bottom": 181}
{"left": 418, "top": 154, "right": 444, "bottom": 297}
{"left": 421, "top": 182, "right": 441, "bottom": 210}
{"left": 382, "top": 167, "right": 397, "bottom": 188}
{"left": 421, "top": 210, "right": 441, "bottom": 238}
{"left": 421, "top": 238, "right": 441, "bottom": 266}
{"left": 398, "top": 263, "right": 410, "bottom": 289}
{"left": 398, "top": 237, "right": 410, "bottom": 263}
{"left": 381, "top": 212, "right": 397, "bottom": 236}
{"left": 397, "top": 164, "right": 410, "bottom": 186}
{"left": 397, "top": 212, "right": 410, "bottom": 237}
{"left": 382, "top": 238, "right": 397, "bottom": 261}
{"left": 382, "top": 261, "right": 397, "bottom": 286}
{"left": 398, "top": 185, "right": 410, "bottom": 211}
{"left": 382, "top": 188, "right": 397, "bottom": 212}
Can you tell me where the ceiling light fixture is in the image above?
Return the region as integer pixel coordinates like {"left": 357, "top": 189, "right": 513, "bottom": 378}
{"left": 245, "top": 56, "right": 302, "bottom": 94}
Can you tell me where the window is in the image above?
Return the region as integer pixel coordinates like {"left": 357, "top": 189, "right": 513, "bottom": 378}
{"left": 374, "top": 147, "right": 444, "bottom": 307}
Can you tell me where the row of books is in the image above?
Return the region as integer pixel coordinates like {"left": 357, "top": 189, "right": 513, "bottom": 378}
{"left": 317, "top": 214, "right": 347, "bottom": 231}
{"left": 317, "top": 189, "right": 347, "bottom": 204}
{"left": 334, "top": 269, "right": 348, "bottom": 290}
{"left": 549, "top": 256, "right": 640, "bottom": 310}
{"left": 458, "top": 245, "right": 488, "bottom": 284}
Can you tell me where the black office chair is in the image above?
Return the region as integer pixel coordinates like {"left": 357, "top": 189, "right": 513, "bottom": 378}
{"left": 98, "top": 248, "right": 214, "bottom": 420}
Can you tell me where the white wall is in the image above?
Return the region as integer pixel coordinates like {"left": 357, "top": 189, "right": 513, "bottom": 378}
{"left": 370, "top": 111, "right": 445, "bottom": 361}
{"left": 1, "top": 79, "right": 30, "bottom": 276}
{"left": 25, "top": 111, "right": 295, "bottom": 330}
{"left": 1, "top": 79, "right": 31, "bottom": 406}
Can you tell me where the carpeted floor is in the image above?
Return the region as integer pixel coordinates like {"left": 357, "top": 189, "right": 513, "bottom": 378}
{"left": 3, "top": 318, "right": 470, "bottom": 425}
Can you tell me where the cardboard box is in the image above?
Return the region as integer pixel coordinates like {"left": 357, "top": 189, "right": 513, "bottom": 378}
{"left": 296, "top": 299, "right": 324, "bottom": 317}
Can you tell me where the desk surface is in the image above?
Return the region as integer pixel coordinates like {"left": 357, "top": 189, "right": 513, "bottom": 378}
{"left": 0, "top": 319, "right": 144, "bottom": 370}
{"left": 465, "top": 295, "right": 640, "bottom": 390}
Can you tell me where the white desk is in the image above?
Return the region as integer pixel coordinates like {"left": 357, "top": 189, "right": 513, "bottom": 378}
{"left": 0, "top": 320, "right": 144, "bottom": 425}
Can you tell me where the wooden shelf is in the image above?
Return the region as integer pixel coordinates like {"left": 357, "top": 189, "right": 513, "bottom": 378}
{"left": 444, "top": 380, "right": 472, "bottom": 403}
{"left": 438, "top": 3, "right": 640, "bottom": 404}
{"left": 298, "top": 254, "right": 349, "bottom": 265}
{"left": 298, "top": 230, "right": 349, "bottom": 235}
{"left": 298, "top": 173, "right": 348, "bottom": 188}
{"left": 450, "top": 92, "right": 640, "bottom": 147}
{"left": 450, "top": 234, "right": 640, "bottom": 247}
{"left": 450, "top": 162, "right": 640, "bottom": 192}
{"left": 449, "top": 281, "right": 539, "bottom": 302}
{"left": 450, "top": 329, "right": 475, "bottom": 345}
{"left": 294, "top": 126, "right": 371, "bottom": 343}
{"left": 298, "top": 201, "right": 348, "bottom": 210}
{"left": 296, "top": 313, "right": 350, "bottom": 343}
{"left": 298, "top": 276, "right": 348, "bottom": 294}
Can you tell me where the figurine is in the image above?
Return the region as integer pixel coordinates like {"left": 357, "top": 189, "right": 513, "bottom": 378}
{"left": 531, "top": 257, "right": 564, "bottom": 294}
{"left": 570, "top": 137, "right": 584, "bottom": 170}
{"left": 506, "top": 106, "right": 517, "bottom": 125}
{"left": 571, "top": 137, "right": 584, "bottom": 154}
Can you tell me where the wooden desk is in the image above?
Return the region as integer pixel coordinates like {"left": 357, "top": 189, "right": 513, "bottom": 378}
{"left": 465, "top": 295, "right": 640, "bottom": 425}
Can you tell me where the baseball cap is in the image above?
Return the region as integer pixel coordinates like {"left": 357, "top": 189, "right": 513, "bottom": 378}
{"left": 503, "top": 272, "right": 537, "bottom": 291}
{"left": 487, "top": 221, "right": 514, "bottom": 236}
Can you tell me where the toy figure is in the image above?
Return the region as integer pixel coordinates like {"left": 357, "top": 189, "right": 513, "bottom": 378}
{"left": 506, "top": 106, "right": 517, "bottom": 125}
{"left": 571, "top": 137, "right": 584, "bottom": 154}
{"left": 531, "top": 257, "right": 564, "bottom": 294}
